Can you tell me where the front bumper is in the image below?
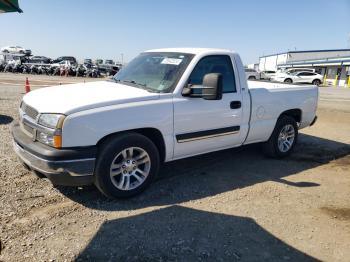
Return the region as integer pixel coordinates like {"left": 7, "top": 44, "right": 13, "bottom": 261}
{"left": 11, "top": 121, "right": 96, "bottom": 186}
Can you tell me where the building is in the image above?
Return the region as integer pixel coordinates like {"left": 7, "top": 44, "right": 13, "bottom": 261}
{"left": 246, "top": 63, "right": 259, "bottom": 71}
{"left": 259, "top": 49, "right": 350, "bottom": 87}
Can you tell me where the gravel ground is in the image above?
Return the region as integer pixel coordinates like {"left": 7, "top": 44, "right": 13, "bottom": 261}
{"left": 0, "top": 73, "right": 349, "bottom": 261}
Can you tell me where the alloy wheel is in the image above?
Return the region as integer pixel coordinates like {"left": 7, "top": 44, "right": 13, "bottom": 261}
{"left": 109, "top": 147, "right": 151, "bottom": 191}
{"left": 277, "top": 124, "right": 295, "bottom": 152}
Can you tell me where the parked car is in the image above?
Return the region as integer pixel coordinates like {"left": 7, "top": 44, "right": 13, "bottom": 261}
{"left": 1, "top": 46, "right": 31, "bottom": 55}
{"left": 273, "top": 68, "right": 316, "bottom": 81}
{"left": 274, "top": 71, "right": 323, "bottom": 85}
{"left": 51, "top": 60, "right": 72, "bottom": 67}
{"left": 261, "top": 70, "right": 276, "bottom": 80}
{"left": 115, "top": 63, "right": 123, "bottom": 68}
{"left": 11, "top": 48, "right": 318, "bottom": 198}
{"left": 98, "top": 64, "right": 119, "bottom": 76}
{"left": 0, "top": 61, "right": 6, "bottom": 72}
{"left": 52, "top": 56, "right": 77, "bottom": 65}
{"left": 95, "top": 59, "right": 103, "bottom": 65}
{"left": 84, "top": 59, "right": 93, "bottom": 65}
{"left": 27, "top": 56, "right": 51, "bottom": 64}
{"left": 245, "top": 68, "right": 260, "bottom": 80}
{"left": 105, "top": 59, "right": 114, "bottom": 65}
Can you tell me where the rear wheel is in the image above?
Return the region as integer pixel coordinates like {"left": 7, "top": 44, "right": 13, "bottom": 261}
{"left": 248, "top": 76, "right": 256, "bottom": 80}
{"left": 312, "top": 79, "right": 321, "bottom": 86}
{"left": 94, "top": 133, "right": 160, "bottom": 198}
{"left": 284, "top": 78, "right": 293, "bottom": 84}
{"left": 263, "top": 115, "right": 298, "bottom": 158}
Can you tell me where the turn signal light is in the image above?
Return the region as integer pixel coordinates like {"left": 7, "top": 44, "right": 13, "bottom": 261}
{"left": 53, "top": 135, "right": 62, "bottom": 148}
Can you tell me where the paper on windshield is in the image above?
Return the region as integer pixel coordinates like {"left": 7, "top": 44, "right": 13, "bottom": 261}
{"left": 161, "top": 58, "right": 183, "bottom": 65}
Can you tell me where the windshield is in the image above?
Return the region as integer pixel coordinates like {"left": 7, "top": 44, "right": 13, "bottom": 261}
{"left": 113, "top": 52, "right": 194, "bottom": 93}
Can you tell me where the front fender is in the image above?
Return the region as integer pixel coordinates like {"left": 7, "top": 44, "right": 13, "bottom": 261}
{"left": 62, "top": 98, "right": 174, "bottom": 161}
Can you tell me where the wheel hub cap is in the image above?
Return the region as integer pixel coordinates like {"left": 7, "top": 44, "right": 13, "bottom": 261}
{"left": 278, "top": 124, "right": 295, "bottom": 153}
{"left": 110, "top": 147, "right": 151, "bottom": 191}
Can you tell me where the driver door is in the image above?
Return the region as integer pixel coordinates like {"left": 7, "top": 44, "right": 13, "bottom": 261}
{"left": 173, "top": 55, "right": 243, "bottom": 159}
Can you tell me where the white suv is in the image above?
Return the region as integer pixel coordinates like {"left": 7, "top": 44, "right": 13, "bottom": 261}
{"left": 245, "top": 68, "right": 260, "bottom": 80}
{"left": 1, "top": 46, "right": 31, "bottom": 55}
{"left": 274, "top": 71, "right": 323, "bottom": 85}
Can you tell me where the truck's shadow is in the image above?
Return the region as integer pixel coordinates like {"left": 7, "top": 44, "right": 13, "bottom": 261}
{"left": 76, "top": 205, "right": 319, "bottom": 261}
{"left": 58, "top": 133, "right": 350, "bottom": 211}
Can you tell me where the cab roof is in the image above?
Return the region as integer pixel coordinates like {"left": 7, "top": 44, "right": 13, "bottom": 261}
{"left": 145, "top": 47, "right": 235, "bottom": 55}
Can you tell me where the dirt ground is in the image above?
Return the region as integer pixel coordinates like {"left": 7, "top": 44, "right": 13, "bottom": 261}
{"left": 0, "top": 73, "right": 349, "bottom": 261}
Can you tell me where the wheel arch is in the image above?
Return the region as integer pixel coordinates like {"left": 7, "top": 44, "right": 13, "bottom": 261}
{"left": 96, "top": 128, "right": 166, "bottom": 163}
{"left": 284, "top": 78, "right": 293, "bottom": 83}
{"left": 278, "top": 109, "right": 302, "bottom": 124}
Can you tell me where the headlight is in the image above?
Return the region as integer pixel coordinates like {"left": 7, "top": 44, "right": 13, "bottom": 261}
{"left": 37, "top": 131, "right": 55, "bottom": 146}
{"left": 37, "top": 114, "right": 65, "bottom": 148}
{"left": 38, "top": 114, "right": 63, "bottom": 129}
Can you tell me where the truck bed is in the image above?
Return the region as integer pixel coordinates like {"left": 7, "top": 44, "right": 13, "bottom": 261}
{"left": 243, "top": 80, "right": 318, "bottom": 145}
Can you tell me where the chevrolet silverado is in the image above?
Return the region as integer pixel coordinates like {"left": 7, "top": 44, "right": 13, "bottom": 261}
{"left": 11, "top": 48, "right": 318, "bottom": 198}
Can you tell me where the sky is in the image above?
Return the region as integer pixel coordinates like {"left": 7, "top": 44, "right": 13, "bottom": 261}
{"left": 1, "top": 0, "right": 350, "bottom": 64}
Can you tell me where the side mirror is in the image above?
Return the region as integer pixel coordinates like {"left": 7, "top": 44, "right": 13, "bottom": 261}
{"left": 201, "top": 73, "right": 223, "bottom": 100}
{"left": 182, "top": 73, "right": 223, "bottom": 100}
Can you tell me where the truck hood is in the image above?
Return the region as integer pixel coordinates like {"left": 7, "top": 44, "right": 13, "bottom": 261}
{"left": 23, "top": 81, "right": 160, "bottom": 115}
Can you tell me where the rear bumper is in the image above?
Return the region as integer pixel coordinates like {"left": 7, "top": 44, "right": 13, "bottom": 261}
{"left": 11, "top": 121, "right": 96, "bottom": 186}
{"left": 310, "top": 116, "right": 317, "bottom": 126}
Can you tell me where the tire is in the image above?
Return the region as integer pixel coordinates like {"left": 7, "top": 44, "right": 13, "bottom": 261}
{"left": 3, "top": 49, "right": 9, "bottom": 53}
{"left": 312, "top": 79, "right": 321, "bottom": 86}
{"left": 262, "top": 115, "right": 298, "bottom": 158}
{"left": 284, "top": 78, "right": 293, "bottom": 84}
{"left": 248, "top": 76, "right": 256, "bottom": 80}
{"left": 94, "top": 132, "right": 160, "bottom": 198}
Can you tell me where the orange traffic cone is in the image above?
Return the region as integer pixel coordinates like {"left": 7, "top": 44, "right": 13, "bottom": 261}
{"left": 25, "top": 77, "right": 31, "bottom": 93}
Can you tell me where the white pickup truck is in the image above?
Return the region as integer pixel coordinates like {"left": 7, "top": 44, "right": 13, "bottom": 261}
{"left": 11, "top": 48, "right": 318, "bottom": 198}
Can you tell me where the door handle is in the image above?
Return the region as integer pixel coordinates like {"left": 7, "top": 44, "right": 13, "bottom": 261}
{"left": 230, "top": 101, "right": 241, "bottom": 109}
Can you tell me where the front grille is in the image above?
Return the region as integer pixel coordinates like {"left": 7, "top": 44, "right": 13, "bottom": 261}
{"left": 21, "top": 102, "right": 39, "bottom": 120}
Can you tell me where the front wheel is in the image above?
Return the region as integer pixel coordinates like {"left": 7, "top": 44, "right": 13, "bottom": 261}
{"left": 262, "top": 115, "right": 298, "bottom": 158}
{"left": 94, "top": 133, "right": 160, "bottom": 198}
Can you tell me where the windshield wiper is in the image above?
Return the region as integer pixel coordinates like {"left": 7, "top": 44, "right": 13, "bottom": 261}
{"left": 111, "top": 78, "right": 159, "bottom": 93}
{"left": 122, "top": 79, "right": 146, "bottom": 86}
{"left": 121, "top": 79, "right": 158, "bottom": 93}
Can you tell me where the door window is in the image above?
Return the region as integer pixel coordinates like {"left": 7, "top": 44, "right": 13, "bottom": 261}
{"left": 298, "top": 72, "right": 314, "bottom": 76}
{"left": 188, "top": 55, "right": 236, "bottom": 93}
